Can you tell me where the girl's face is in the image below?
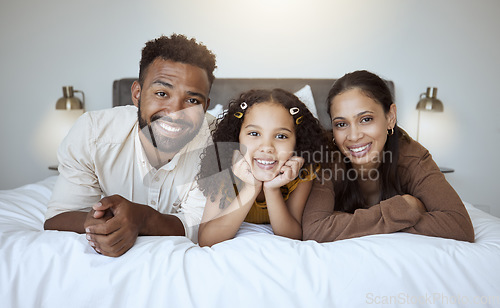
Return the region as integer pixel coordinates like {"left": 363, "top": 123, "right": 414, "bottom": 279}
{"left": 238, "top": 102, "right": 297, "bottom": 182}
{"left": 330, "top": 88, "right": 396, "bottom": 171}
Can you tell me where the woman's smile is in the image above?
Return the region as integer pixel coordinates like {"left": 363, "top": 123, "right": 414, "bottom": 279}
{"left": 347, "top": 142, "right": 372, "bottom": 158}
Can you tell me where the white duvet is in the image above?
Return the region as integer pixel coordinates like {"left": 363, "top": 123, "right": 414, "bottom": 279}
{"left": 1, "top": 176, "right": 499, "bottom": 307}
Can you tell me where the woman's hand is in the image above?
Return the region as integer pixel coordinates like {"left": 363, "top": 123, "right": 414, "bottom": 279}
{"left": 232, "top": 150, "right": 262, "bottom": 189}
{"left": 263, "top": 156, "right": 305, "bottom": 189}
{"left": 402, "top": 194, "right": 426, "bottom": 214}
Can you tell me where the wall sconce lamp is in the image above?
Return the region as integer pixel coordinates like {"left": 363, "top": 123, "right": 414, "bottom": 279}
{"left": 44, "top": 86, "right": 86, "bottom": 171}
{"left": 416, "top": 87, "right": 443, "bottom": 142}
{"left": 55, "top": 86, "right": 85, "bottom": 110}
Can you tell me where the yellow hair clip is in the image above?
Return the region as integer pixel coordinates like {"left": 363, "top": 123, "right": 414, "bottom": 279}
{"left": 295, "top": 116, "right": 303, "bottom": 125}
{"left": 234, "top": 112, "right": 243, "bottom": 119}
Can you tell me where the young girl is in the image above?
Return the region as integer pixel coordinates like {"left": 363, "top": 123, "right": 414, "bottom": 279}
{"left": 302, "top": 70, "right": 474, "bottom": 242}
{"left": 197, "top": 88, "right": 327, "bottom": 246}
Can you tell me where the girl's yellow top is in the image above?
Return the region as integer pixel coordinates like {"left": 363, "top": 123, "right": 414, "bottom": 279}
{"left": 244, "top": 164, "right": 320, "bottom": 224}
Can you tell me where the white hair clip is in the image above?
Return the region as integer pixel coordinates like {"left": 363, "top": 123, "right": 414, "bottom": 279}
{"left": 234, "top": 102, "right": 248, "bottom": 118}
{"left": 290, "top": 107, "right": 300, "bottom": 115}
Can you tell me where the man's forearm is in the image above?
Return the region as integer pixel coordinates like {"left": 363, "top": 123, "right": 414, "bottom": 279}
{"left": 140, "top": 206, "right": 185, "bottom": 236}
{"left": 44, "top": 211, "right": 89, "bottom": 233}
{"left": 44, "top": 205, "right": 186, "bottom": 237}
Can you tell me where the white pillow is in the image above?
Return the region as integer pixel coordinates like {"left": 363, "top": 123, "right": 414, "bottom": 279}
{"left": 294, "top": 84, "right": 318, "bottom": 119}
{"left": 206, "top": 103, "right": 225, "bottom": 119}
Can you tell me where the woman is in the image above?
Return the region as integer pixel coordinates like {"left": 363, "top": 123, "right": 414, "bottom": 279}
{"left": 302, "top": 70, "right": 474, "bottom": 242}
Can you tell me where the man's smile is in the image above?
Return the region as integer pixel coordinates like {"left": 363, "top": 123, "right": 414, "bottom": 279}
{"left": 157, "top": 120, "right": 183, "bottom": 135}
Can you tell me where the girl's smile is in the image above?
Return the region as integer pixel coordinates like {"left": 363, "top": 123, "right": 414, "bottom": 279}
{"left": 254, "top": 158, "right": 278, "bottom": 170}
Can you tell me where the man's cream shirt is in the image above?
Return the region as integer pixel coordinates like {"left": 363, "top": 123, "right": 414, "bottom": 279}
{"left": 46, "top": 105, "right": 213, "bottom": 243}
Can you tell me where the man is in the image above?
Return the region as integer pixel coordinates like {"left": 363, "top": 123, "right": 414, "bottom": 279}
{"left": 44, "top": 34, "right": 217, "bottom": 257}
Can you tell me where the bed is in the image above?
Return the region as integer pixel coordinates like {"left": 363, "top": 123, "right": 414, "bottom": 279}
{"left": 1, "top": 78, "right": 499, "bottom": 307}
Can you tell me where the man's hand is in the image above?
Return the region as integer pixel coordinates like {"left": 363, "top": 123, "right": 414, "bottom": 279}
{"left": 263, "top": 156, "right": 304, "bottom": 189}
{"left": 84, "top": 195, "right": 147, "bottom": 257}
{"left": 83, "top": 207, "right": 113, "bottom": 231}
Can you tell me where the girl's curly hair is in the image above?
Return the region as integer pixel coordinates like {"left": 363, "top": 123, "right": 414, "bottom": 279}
{"left": 196, "top": 88, "right": 329, "bottom": 205}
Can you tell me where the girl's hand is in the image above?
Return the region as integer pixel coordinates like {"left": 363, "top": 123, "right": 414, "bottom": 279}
{"left": 232, "top": 150, "right": 262, "bottom": 188}
{"left": 263, "top": 156, "right": 305, "bottom": 189}
{"left": 402, "top": 194, "right": 426, "bottom": 214}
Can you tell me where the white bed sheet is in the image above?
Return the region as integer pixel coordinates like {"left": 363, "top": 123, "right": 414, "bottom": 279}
{"left": 1, "top": 176, "right": 499, "bottom": 307}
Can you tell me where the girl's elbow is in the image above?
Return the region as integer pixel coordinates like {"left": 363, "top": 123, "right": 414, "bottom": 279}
{"left": 197, "top": 232, "right": 208, "bottom": 246}
{"left": 198, "top": 228, "right": 231, "bottom": 247}
{"left": 198, "top": 233, "right": 220, "bottom": 247}
{"left": 197, "top": 225, "right": 212, "bottom": 247}
{"left": 198, "top": 239, "right": 213, "bottom": 247}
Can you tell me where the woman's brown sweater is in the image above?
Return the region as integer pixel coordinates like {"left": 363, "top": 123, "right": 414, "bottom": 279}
{"left": 302, "top": 137, "right": 475, "bottom": 242}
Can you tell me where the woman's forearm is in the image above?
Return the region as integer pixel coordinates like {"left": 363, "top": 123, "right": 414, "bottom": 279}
{"left": 302, "top": 180, "right": 421, "bottom": 242}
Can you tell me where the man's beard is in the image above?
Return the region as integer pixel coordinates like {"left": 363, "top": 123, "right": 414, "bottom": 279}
{"left": 137, "top": 100, "right": 203, "bottom": 154}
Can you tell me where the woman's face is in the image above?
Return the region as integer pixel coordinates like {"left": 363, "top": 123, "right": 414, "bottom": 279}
{"left": 238, "top": 102, "right": 297, "bottom": 182}
{"left": 330, "top": 88, "right": 396, "bottom": 171}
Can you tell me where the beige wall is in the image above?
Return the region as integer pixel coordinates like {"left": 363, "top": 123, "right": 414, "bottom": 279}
{"left": 1, "top": 0, "right": 498, "bottom": 216}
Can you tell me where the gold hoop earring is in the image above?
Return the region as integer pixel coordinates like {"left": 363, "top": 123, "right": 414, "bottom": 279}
{"left": 387, "top": 128, "right": 394, "bottom": 136}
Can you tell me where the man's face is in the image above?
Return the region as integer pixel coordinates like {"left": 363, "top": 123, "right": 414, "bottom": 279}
{"left": 134, "top": 59, "right": 211, "bottom": 155}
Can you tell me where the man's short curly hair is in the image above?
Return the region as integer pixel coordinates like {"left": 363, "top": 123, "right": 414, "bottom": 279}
{"left": 139, "top": 34, "right": 217, "bottom": 87}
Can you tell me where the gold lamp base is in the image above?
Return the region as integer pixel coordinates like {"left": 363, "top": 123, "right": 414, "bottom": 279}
{"left": 55, "top": 86, "right": 85, "bottom": 110}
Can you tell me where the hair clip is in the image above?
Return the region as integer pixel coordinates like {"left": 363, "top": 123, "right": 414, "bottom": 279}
{"left": 234, "top": 102, "right": 247, "bottom": 118}
{"left": 290, "top": 107, "right": 300, "bottom": 115}
{"left": 295, "top": 116, "right": 303, "bottom": 125}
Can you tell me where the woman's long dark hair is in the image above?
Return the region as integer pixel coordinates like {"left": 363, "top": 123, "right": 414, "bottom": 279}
{"left": 197, "top": 88, "right": 328, "bottom": 206}
{"left": 327, "top": 70, "right": 408, "bottom": 213}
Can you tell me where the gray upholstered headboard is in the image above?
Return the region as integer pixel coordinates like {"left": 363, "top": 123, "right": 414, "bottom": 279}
{"left": 113, "top": 78, "right": 394, "bottom": 129}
